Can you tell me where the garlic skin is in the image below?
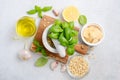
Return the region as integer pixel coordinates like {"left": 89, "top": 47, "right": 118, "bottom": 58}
{"left": 60, "top": 64, "right": 66, "bottom": 72}
{"left": 50, "top": 61, "right": 59, "bottom": 71}
{"left": 18, "top": 49, "right": 32, "bottom": 60}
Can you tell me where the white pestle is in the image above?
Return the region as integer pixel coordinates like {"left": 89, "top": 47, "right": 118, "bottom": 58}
{"left": 52, "top": 39, "right": 66, "bottom": 57}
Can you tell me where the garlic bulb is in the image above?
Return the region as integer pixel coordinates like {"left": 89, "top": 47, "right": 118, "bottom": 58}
{"left": 50, "top": 61, "right": 59, "bottom": 71}
{"left": 18, "top": 49, "right": 32, "bottom": 60}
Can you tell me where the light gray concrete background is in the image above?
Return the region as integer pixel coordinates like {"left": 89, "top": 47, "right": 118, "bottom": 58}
{"left": 0, "top": 0, "right": 120, "bottom": 80}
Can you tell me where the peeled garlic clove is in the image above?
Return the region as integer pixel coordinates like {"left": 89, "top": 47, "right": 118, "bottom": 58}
{"left": 50, "top": 61, "right": 59, "bottom": 71}
{"left": 60, "top": 64, "right": 66, "bottom": 72}
{"left": 18, "top": 49, "right": 32, "bottom": 60}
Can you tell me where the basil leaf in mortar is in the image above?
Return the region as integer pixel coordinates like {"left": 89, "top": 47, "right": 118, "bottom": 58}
{"left": 69, "top": 21, "right": 74, "bottom": 29}
{"left": 70, "top": 30, "right": 78, "bottom": 37}
{"left": 64, "top": 27, "right": 71, "bottom": 40}
{"left": 48, "top": 32, "right": 59, "bottom": 39}
{"left": 69, "top": 37, "right": 78, "bottom": 45}
{"left": 49, "top": 24, "right": 63, "bottom": 33}
{"left": 61, "top": 22, "right": 69, "bottom": 29}
{"left": 54, "top": 19, "right": 62, "bottom": 25}
{"left": 59, "top": 33, "right": 68, "bottom": 46}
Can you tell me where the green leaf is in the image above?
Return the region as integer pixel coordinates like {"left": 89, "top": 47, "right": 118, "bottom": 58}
{"left": 61, "top": 22, "right": 69, "bottom": 29}
{"left": 59, "top": 33, "right": 68, "bottom": 46}
{"left": 35, "top": 47, "right": 42, "bottom": 52}
{"left": 54, "top": 19, "right": 62, "bottom": 25}
{"left": 35, "top": 57, "right": 48, "bottom": 67}
{"left": 33, "top": 40, "right": 47, "bottom": 57}
{"left": 33, "top": 40, "right": 41, "bottom": 47}
{"left": 66, "top": 46, "right": 75, "bottom": 55}
{"left": 48, "top": 32, "right": 59, "bottom": 39}
{"left": 78, "top": 15, "right": 87, "bottom": 26}
{"left": 41, "top": 49, "right": 47, "bottom": 57}
{"left": 69, "top": 21, "right": 74, "bottom": 29}
{"left": 42, "top": 6, "right": 52, "bottom": 12}
{"left": 38, "top": 11, "right": 42, "bottom": 18}
{"left": 70, "top": 30, "right": 78, "bottom": 37}
{"left": 27, "top": 9, "right": 37, "bottom": 14}
{"left": 49, "top": 25, "right": 63, "bottom": 33}
{"left": 64, "top": 27, "right": 71, "bottom": 40}
{"left": 35, "top": 5, "right": 41, "bottom": 12}
{"left": 69, "top": 37, "right": 78, "bottom": 45}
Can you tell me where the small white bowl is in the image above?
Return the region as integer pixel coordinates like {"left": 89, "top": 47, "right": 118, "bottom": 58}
{"left": 42, "top": 24, "right": 57, "bottom": 53}
{"left": 81, "top": 23, "right": 104, "bottom": 46}
{"left": 67, "top": 55, "right": 90, "bottom": 79}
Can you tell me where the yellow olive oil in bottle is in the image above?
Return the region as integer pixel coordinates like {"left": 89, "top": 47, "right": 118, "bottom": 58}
{"left": 16, "top": 16, "right": 36, "bottom": 37}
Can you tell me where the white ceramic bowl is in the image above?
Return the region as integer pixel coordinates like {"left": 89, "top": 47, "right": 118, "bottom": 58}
{"left": 67, "top": 55, "right": 90, "bottom": 79}
{"left": 42, "top": 24, "right": 57, "bottom": 53}
{"left": 81, "top": 23, "right": 104, "bottom": 46}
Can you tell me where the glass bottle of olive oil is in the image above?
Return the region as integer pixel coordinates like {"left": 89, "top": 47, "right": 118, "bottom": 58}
{"left": 16, "top": 16, "right": 36, "bottom": 37}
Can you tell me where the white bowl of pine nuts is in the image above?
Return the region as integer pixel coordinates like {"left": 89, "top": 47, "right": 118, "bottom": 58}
{"left": 67, "top": 56, "right": 89, "bottom": 79}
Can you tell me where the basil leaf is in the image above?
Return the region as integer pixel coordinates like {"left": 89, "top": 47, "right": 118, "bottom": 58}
{"left": 35, "top": 57, "right": 48, "bottom": 67}
{"left": 69, "top": 37, "right": 78, "bottom": 45}
{"left": 33, "top": 40, "right": 41, "bottom": 47}
{"left": 64, "top": 27, "right": 71, "bottom": 40}
{"left": 35, "top": 5, "right": 41, "bottom": 12}
{"left": 38, "top": 11, "right": 42, "bottom": 18}
{"left": 70, "top": 30, "right": 78, "bottom": 37}
{"left": 35, "top": 47, "right": 41, "bottom": 52}
{"left": 48, "top": 32, "right": 59, "bottom": 39}
{"left": 27, "top": 9, "right": 37, "bottom": 14}
{"left": 66, "top": 46, "right": 75, "bottom": 55}
{"left": 49, "top": 25, "right": 63, "bottom": 33}
{"left": 78, "top": 15, "right": 87, "bottom": 26}
{"left": 41, "top": 49, "right": 47, "bottom": 57}
{"left": 59, "top": 33, "right": 68, "bottom": 46}
{"left": 61, "top": 22, "right": 69, "bottom": 29}
{"left": 55, "top": 19, "right": 62, "bottom": 25}
{"left": 69, "top": 21, "right": 74, "bottom": 29}
{"left": 42, "top": 6, "right": 52, "bottom": 12}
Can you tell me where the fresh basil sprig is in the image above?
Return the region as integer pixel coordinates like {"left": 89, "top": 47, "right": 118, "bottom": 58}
{"left": 33, "top": 40, "right": 48, "bottom": 67}
{"left": 27, "top": 5, "right": 52, "bottom": 18}
{"left": 33, "top": 40, "right": 47, "bottom": 57}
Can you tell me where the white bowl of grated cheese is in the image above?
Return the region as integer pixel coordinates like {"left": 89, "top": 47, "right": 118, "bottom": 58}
{"left": 81, "top": 23, "right": 104, "bottom": 46}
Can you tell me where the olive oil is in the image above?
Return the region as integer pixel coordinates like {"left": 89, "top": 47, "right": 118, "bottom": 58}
{"left": 16, "top": 16, "right": 36, "bottom": 37}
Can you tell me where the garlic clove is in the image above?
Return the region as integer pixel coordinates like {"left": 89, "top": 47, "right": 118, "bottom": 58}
{"left": 52, "top": 9, "right": 59, "bottom": 16}
{"left": 18, "top": 49, "right": 32, "bottom": 60}
{"left": 50, "top": 61, "right": 59, "bottom": 71}
{"left": 60, "top": 64, "right": 66, "bottom": 72}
